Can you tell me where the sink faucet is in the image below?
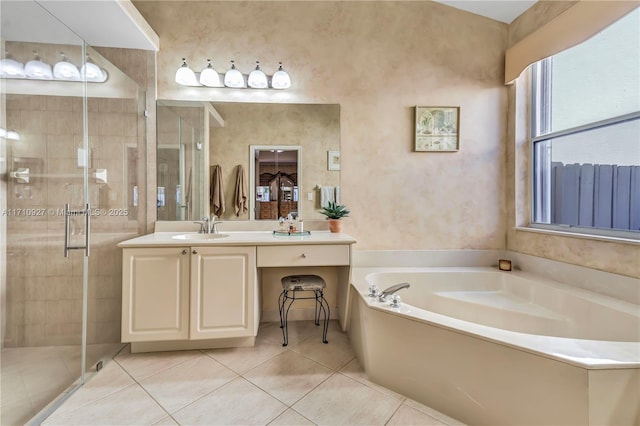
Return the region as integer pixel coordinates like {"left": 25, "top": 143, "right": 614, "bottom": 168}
{"left": 193, "top": 217, "right": 210, "bottom": 233}
{"left": 378, "top": 282, "right": 410, "bottom": 302}
{"left": 209, "top": 214, "right": 223, "bottom": 234}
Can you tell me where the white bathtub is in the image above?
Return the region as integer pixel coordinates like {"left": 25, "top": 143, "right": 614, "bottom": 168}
{"left": 348, "top": 266, "right": 640, "bottom": 425}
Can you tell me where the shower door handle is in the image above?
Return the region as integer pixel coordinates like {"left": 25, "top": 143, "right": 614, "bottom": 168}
{"left": 64, "top": 203, "right": 90, "bottom": 257}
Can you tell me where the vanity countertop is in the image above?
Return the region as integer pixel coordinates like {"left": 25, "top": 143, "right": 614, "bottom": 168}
{"left": 118, "top": 231, "right": 357, "bottom": 248}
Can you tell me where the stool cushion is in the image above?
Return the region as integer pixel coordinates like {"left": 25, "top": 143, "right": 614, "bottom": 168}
{"left": 281, "top": 274, "right": 326, "bottom": 291}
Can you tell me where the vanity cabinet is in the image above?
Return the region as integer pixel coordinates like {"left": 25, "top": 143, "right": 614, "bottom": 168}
{"left": 121, "top": 246, "right": 257, "bottom": 344}
{"left": 256, "top": 245, "right": 349, "bottom": 267}
{"left": 121, "top": 247, "right": 190, "bottom": 342}
{"left": 118, "top": 231, "right": 356, "bottom": 353}
{"left": 190, "top": 246, "right": 256, "bottom": 339}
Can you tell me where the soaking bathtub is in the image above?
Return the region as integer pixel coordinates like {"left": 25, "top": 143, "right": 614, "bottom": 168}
{"left": 348, "top": 266, "right": 640, "bottom": 426}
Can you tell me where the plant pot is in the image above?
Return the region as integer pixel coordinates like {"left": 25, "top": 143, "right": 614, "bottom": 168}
{"left": 328, "top": 219, "right": 342, "bottom": 233}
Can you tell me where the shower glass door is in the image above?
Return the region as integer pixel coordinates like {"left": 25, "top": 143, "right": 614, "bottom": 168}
{"left": 0, "top": 2, "right": 146, "bottom": 424}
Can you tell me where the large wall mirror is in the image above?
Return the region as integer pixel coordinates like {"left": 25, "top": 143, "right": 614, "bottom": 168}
{"left": 157, "top": 101, "right": 340, "bottom": 221}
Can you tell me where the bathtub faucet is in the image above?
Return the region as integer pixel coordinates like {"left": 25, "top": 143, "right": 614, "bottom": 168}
{"left": 378, "top": 282, "right": 410, "bottom": 302}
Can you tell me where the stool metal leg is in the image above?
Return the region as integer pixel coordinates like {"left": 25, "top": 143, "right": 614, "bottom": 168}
{"left": 314, "top": 290, "right": 321, "bottom": 326}
{"left": 281, "top": 291, "right": 296, "bottom": 347}
{"left": 316, "top": 290, "right": 330, "bottom": 344}
{"left": 278, "top": 290, "right": 286, "bottom": 329}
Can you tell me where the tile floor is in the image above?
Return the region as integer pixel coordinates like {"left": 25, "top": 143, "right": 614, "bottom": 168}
{"left": 1, "top": 343, "right": 125, "bottom": 426}
{"left": 39, "top": 321, "right": 465, "bottom": 425}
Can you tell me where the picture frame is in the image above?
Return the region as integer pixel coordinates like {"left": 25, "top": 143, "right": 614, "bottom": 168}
{"left": 327, "top": 150, "right": 340, "bottom": 171}
{"left": 414, "top": 106, "right": 460, "bottom": 152}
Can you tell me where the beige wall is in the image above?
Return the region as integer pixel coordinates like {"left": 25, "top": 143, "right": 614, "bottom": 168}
{"left": 134, "top": 0, "right": 509, "bottom": 251}
{"left": 133, "top": 0, "right": 638, "bottom": 278}
{"left": 505, "top": 2, "right": 640, "bottom": 278}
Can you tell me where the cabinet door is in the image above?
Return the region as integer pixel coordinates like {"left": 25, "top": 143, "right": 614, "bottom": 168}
{"left": 122, "top": 247, "right": 190, "bottom": 342}
{"left": 190, "top": 246, "right": 256, "bottom": 339}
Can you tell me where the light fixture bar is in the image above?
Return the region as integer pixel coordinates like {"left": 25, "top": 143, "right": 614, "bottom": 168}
{"left": 175, "top": 59, "right": 292, "bottom": 89}
{"left": 1, "top": 51, "right": 108, "bottom": 83}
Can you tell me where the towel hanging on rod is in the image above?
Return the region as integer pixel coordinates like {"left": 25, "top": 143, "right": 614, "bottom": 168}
{"left": 320, "top": 186, "right": 335, "bottom": 208}
{"left": 234, "top": 164, "right": 248, "bottom": 216}
{"left": 210, "top": 165, "right": 225, "bottom": 216}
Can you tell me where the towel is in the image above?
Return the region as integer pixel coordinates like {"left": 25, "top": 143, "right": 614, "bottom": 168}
{"left": 334, "top": 186, "right": 341, "bottom": 205}
{"left": 210, "top": 165, "right": 225, "bottom": 217}
{"left": 184, "top": 167, "right": 193, "bottom": 206}
{"left": 234, "top": 164, "right": 248, "bottom": 217}
{"left": 320, "top": 186, "right": 335, "bottom": 208}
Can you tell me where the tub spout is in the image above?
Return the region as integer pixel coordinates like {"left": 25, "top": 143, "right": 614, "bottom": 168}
{"left": 378, "top": 282, "right": 410, "bottom": 302}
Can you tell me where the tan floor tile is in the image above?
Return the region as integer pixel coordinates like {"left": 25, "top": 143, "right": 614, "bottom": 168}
{"left": 244, "top": 350, "right": 333, "bottom": 405}
{"left": 0, "top": 398, "right": 36, "bottom": 426}
{"left": 404, "top": 399, "right": 466, "bottom": 425}
{"left": 115, "top": 346, "right": 199, "bottom": 381}
{"left": 172, "top": 377, "right": 286, "bottom": 425}
{"left": 339, "top": 358, "right": 406, "bottom": 400}
{"left": 42, "top": 384, "right": 166, "bottom": 425}
{"left": 293, "top": 373, "right": 402, "bottom": 425}
{"left": 290, "top": 325, "right": 355, "bottom": 370}
{"left": 1, "top": 346, "right": 61, "bottom": 370}
{"left": 20, "top": 358, "right": 75, "bottom": 398}
{"left": 140, "top": 353, "right": 237, "bottom": 413}
{"left": 259, "top": 320, "right": 324, "bottom": 347}
{"left": 204, "top": 332, "right": 286, "bottom": 374}
{"left": 43, "top": 361, "right": 134, "bottom": 421}
{"left": 269, "top": 408, "right": 316, "bottom": 425}
{"left": 153, "top": 415, "right": 179, "bottom": 425}
{"left": 1, "top": 370, "right": 29, "bottom": 407}
{"left": 387, "top": 404, "right": 448, "bottom": 425}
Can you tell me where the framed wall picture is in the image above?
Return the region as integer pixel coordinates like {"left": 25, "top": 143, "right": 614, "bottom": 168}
{"left": 414, "top": 106, "right": 460, "bottom": 152}
{"left": 327, "top": 150, "right": 340, "bottom": 170}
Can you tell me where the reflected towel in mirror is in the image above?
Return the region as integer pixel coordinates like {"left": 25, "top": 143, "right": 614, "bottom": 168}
{"left": 210, "top": 165, "right": 225, "bottom": 216}
{"left": 234, "top": 164, "right": 248, "bottom": 216}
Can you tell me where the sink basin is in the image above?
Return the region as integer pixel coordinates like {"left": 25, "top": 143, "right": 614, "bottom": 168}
{"left": 171, "top": 233, "right": 229, "bottom": 240}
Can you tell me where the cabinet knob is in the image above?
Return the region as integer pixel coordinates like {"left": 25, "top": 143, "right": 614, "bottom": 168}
{"left": 181, "top": 249, "right": 188, "bottom": 255}
{"left": 301, "top": 253, "right": 307, "bottom": 258}
{"left": 192, "top": 249, "right": 198, "bottom": 254}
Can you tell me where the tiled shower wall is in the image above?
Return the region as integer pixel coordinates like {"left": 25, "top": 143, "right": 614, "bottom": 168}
{"left": 4, "top": 95, "right": 144, "bottom": 347}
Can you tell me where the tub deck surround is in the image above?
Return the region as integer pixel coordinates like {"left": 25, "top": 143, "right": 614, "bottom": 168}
{"left": 348, "top": 252, "right": 640, "bottom": 425}
{"left": 352, "top": 267, "right": 639, "bottom": 369}
{"left": 118, "top": 231, "right": 356, "bottom": 353}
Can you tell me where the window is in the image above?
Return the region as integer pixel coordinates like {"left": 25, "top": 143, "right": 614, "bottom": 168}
{"left": 530, "top": 8, "right": 640, "bottom": 239}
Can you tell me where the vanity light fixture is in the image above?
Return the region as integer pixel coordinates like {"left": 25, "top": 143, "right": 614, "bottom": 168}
{"left": 175, "top": 58, "right": 199, "bottom": 86}
{"left": 1, "top": 51, "right": 108, "bottom": 83}
{"left": 25, "top": 52, "right": 53, "bottom": 80}
{"left": 53, "top": 52, "right": 81, "bottom": 81}
{"left": 0, "top": 53, "right": 25, "bottom": 78}
{"left": 0, "top": 128, "right": 20, "bottom": 140}
{"left": 81, "top": 54, "right": 108, "bottom": 83}
{"left": 224, "top": 60, "right": 245, "bottom": 88}
{"left": 271, "top": 62, "right": 291, "bottom": 89}
{"left": 199, "top": 59, "right": 222, "bottom": 87}
{"left": 247, "top": 61, "right": 268, "bottom": 89}
{"left": 175, "top": 58, "right": 292, "bottom": 89}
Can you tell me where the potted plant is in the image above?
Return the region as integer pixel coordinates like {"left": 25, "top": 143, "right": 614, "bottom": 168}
{"left": 319, "top": 201, "right": 350, "bottom": 233}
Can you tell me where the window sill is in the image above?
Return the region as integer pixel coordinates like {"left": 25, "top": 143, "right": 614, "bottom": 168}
{"left": 514, "top": 226, "right": 640, "bottom": 246}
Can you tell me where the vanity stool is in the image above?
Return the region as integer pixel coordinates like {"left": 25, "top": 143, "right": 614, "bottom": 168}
{"left": 279, "top": 275, "right": 330, "bottom": 347}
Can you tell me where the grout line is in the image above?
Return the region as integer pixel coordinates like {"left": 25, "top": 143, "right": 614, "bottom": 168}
{"left": 383, "top": 401, "right": 404, "bottom": 426}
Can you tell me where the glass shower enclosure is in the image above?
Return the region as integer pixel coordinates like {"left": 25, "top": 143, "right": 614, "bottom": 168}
{"left": 1, "top": 2, "right": 148, "bottom": 424}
